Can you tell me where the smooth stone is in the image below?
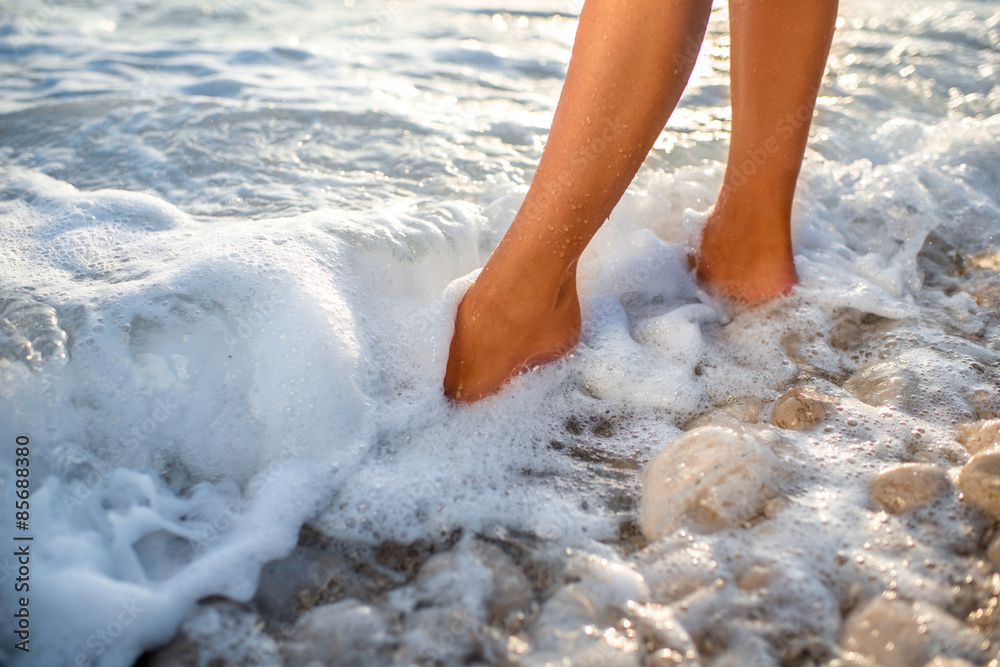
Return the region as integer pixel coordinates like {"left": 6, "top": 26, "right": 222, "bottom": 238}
{"left": 840, "top": 598, "right": 929, "bottom": 667}
{"left": 280, "top": 599, "right": 388, "bottom": 666}
{"left": 530, "top": 552, "right": 650, "bottom": 644}
{"left": 844, "top": 362, "right": 918, "bottom": 410}
{"left": 396, "top": 606, "right": 483, "bottom": 666}
{"left": 637, "top": 539, "right": 726, "bottom": 603}
{"left": 956, "top": 419, "right": 1000, "bottom": 455}
{"left": 527, "top": 555, "right": 652, "bottom": 667}
{"left": 924, "top": 658, "right": 977, "bottom": 667}
{"left": 737, "top": 564, "right": 772, "bottom": 591}
{"left": 685, "top": 400, "right": 760, "bottom": 430}
{"left": 640, "top": 425, "right": 792, "bottom": 540}
{"left": 632, "top": 604, "right": 699, "bottom": 666}
{"left": 709, "top": 636, "right": 779, "bottom": 667}
{"left": 145, "top": 601, "right": 279, "bottom": 667}
{"left": 957, "top": 450, "right": 1000, "bottom": 518}
{"left": 414, "top": 539, "right": 532, "bottom": 624}
{"left": 869, "top": 463, "right": 950, "bottom": 514}
{"left": 770, "top": 386, "right": 835, "bottom": 430}
{"left": 988, "top": 533, "right": 1000, "bottom": 570}
{"left": 710, "top": 650, "right": 754, "bottom": 667}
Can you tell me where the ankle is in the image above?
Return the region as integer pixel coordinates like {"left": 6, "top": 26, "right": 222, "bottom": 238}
{"left": 478, "top": 238, "right": 579, "bottom": 306}
{"left": 694, "top": 196, "right": 798, "bottom": 302}
{"left": 706, "top": 194, "right": 792, "bottom": 244}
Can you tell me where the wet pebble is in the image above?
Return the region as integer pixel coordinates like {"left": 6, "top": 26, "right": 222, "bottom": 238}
{"left": 0, "top": 292, "right": 69, "bottom": 370}
{"left": 395, "top": 606, "right": 485, "bottom": 666}
{"left": 988, "top": 533, "right": 1000, "bottom": 570}
{"left": 146, "top": 601, "right": 279, "bottom": 667}
{"left": 844, "top": 362, "right": 918, "bottom": 410}
{"left": 956, "top": 419, "right": 1000, "bottom": 455}
{"left": 839, "top": 597, "right": 928, "bottom": 667}
{"left": 685, "top": 400, "right": 759, "bottom": 430}
{"left": 957, "top": 450, "right": 1000, "bottom": 519}
{"left": 632, "top": 604, "right": 699, "bottom": 666}
{"left": 527, "top": 553, "right": 650, "bottom": 667}
{"left": 737, "top": 564, "right": 771, "bottom": 591}
{"left": 869, "top": 463, "right": 949, "bottom": 514}
{"left": 770, "top": 386, "right": 835, "bottom": 430}
{"left": 924, "top": 658, "right": 978, "bottom": 667}
{"left": 413, "top": 539, "right": 532, "bottom": 624}
{"left": 280, "top": 599, "right": 388, "bottom": 666}
{"left": 640, "top": 425, "right": 792, "bottom": 540}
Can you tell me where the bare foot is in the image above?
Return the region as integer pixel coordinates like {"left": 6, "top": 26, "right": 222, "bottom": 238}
{"left": 444, "top": 264, "right": 581, "bottom": 402}
{"left": 692, "top": 203, "right": 798, "bottom": 302}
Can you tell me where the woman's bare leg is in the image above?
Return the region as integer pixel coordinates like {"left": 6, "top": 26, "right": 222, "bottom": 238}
{"left": 444, "top": 0, "right": 713, "bottom": 401}
{"left": 694, "top": 0, "right": 839, "bottom": 301}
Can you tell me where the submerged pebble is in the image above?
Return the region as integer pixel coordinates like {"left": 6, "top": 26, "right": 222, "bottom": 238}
{"left": 956, "top": 419, "right": 1000, "bottom": 455}
{"left": 957, "top": 451, "right": 1000, "bottom": 519}
{"left": 639, "top": 425, "right": 792, "bottom": 539}
{"left": 632, "top": 603, "right": 699, "bottom": 666}
{"left": 280, "top": 599, "right": 389, "bottom": 666}
{"left": 844, "top": 362, "right": 919, "bottom": 410}
{"left": 989, "top": 534, "right": 1000, "bottom": 570}
{"left": 413, "top": 539, "right": 532, "bottom": 625}
{"left": 924, "top": 658, "right": 978, "bottom": 667}
{"left": 526, "top": 553, "right": 652, "bottom": 667}
{"left": 869, "top": 462, "right": 950, "bottom": 514}
{"left": 770, "top": 386, "right": 835, "bottom": 430}
{"left": 685, "top": 400, "right": 760, "bottom": 430}
{"left": 148, "top": 601, "right": 280, "bottom": 667}
{"left": 840, "top": 597, "right": 929, "bottom": 667}
{"left": 0, "top": 291, "right": 69, "bottom": 370}
{"left": 737, "top": 564, "right": 772, "bottom": 591}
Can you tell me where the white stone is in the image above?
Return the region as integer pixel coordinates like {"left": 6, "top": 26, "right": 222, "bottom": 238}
{"left": 640, "top": 425, "right": 792, "bottom": 540}
{"left": 840, "top": 598, "right": 928, "bottom": 667}
{"left": 844, "top": 362, "right": 918, "bottom": 409}
{"left": 632, "top": 603, "right": 699, "bottom": 666}
{"left": 281, "top": 599, "right": 388, "bottom": 666}
{"left": 957, "top": 450, "right": 1000, "bottom": 518}
{"left": 989, "top": 534, "right": 1000, "bottom": 570}
{"left": 770, "top": 386, "right": 835, "bottom": 430}
{"left": 413, "top": 539, "right": 532, "bottom": 624}
{"left": 924, "top": 658, "right": 977, "bottom": 667}
{"left": 869, "top": 463, "right": 949, "bottom": 514}
{"left": 685, "top": 400, "right": 760, "bottom": 430}
{"left": 956, "top": 419, "right": 1000, "bottom": 455}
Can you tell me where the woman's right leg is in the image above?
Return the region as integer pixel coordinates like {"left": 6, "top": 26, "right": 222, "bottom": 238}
{"left": 444, "top": 0, "right": 713, "bottom": 402}
{"left": 695, "top": 0, "right": 839, "bottom": 302}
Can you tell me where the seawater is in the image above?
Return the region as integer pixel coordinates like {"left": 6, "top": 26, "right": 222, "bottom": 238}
{"left": 0, "top": 0, "right": 998, "bottom": 665}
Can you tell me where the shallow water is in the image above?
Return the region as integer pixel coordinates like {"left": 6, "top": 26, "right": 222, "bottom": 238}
{"left": 1, "top": 0, "right": 999, "bottom": 665}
